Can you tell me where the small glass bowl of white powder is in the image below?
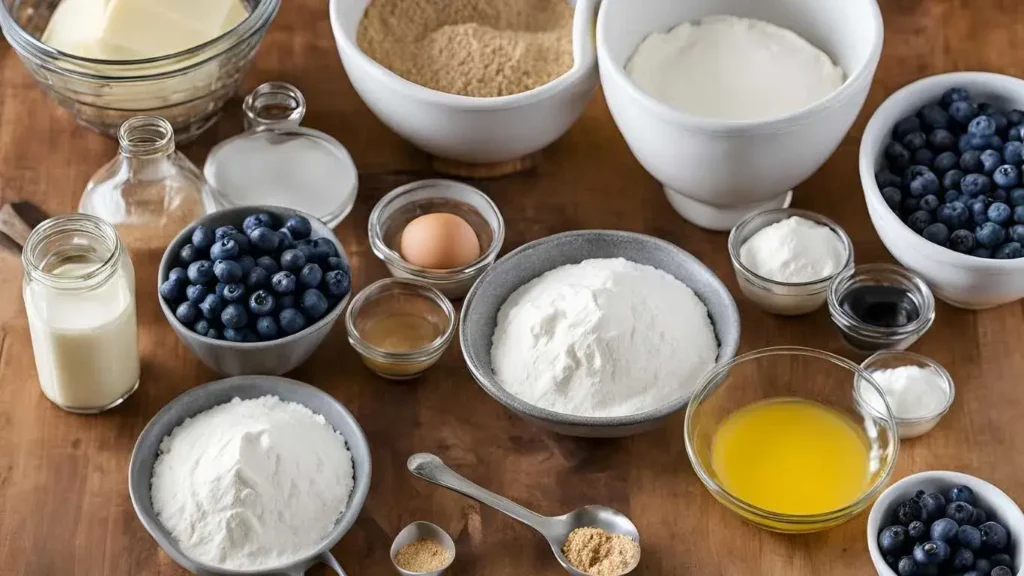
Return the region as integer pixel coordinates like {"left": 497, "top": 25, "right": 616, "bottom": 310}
{"left": 855, "top": 350, "right": 955, "bottom": 439}
{"left": 728, "top": 209, "right": 853, "bottom": 316}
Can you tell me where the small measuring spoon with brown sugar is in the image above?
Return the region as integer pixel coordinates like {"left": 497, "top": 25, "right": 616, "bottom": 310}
{"left": 407, "top": 453, "right": 641, "bottom": 576}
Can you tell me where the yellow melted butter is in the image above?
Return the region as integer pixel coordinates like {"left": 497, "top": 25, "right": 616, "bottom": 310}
{"left": 710, "top": 398, "right": 872, "bottom": 516}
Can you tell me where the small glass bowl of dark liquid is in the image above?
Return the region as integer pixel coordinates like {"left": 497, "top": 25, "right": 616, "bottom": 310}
{"left": 827, "top": 264, "right": 935, "bottom": 354}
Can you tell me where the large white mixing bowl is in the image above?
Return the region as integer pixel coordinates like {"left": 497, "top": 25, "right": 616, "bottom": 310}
{"left": 597, "top": 0, "right": 884, "bottom": 231}
{"left": 329, "top": 0, "right": 599, "bottom": 165}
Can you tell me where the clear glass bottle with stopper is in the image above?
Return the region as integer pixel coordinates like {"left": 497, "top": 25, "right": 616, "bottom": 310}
{"left": 78, "top": 116, "right": 215, "bottom": 247}
{"left": 204, "top": 82, "right": 358, "bottom": 228}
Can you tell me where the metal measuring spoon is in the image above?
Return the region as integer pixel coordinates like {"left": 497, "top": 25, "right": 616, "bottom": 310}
{"left": 407, "top": 453, "right": 641, "bottom": 576}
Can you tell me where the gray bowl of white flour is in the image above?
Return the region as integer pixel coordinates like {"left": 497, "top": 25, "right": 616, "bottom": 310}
{"left": 460, "top": 230, "right": 741, "bottom": 437}
{"left": 128, "top": 376, "right": 371, "bottom": 575}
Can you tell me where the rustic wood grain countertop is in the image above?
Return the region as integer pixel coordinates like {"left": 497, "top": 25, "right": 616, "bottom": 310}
{"left": 2, "top": 1, "right": 1024, "bottom": 574}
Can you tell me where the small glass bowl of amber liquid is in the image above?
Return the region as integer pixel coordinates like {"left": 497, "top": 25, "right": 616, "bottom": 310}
{"left": 345, "top": 278, "right": 456, "bottom": 380}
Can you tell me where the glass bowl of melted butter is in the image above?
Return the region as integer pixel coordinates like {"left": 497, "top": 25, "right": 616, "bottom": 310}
{"left": 0, "top": 0, "right": 280, "bottom": 143}
{"left": 684, "top": 346, "right": 900, "bottom": 533}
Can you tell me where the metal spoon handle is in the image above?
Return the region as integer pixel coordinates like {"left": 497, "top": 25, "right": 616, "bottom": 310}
{"left": 408, "top": 453, "right": 554, "bottom": 532}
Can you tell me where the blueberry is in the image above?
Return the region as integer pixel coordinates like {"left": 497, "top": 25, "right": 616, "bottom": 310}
{"left": 958, "top": 525, "right": 983, "bottom": 551}
{"left": 222, "top": 283, "right": 246, "bottom": 303}
{"left": 279, "top": 308, "right": 307, "bottom": 334}
{"left": 907, "top": 210, "right": 934, "bottom": 233}
{"left": 981, "top": 150, "right": 1003, "bottom": 174}
{"left": 933, "top": 150, "right": 959, "bottom": 174}
{"left": 256, "top": 255, "right": 280, "bottom": 274}
{"left": 215, "top": 282, "right": 228, "bottom": 298}
{"left": 880, "top": 525, "right": 910, "bottom": 554}
{"left": 991, "top": 111, "right": 1010, "bottom": 135}
{"left": 1011, "top": 188, "right": 1024, "bottom": 207}
{"left": 962, "top": 174, "right": 992, "bottom": 196}
{"left": 902, "top": 198, "right": 921, "bottom": 215}
{"left": 214, "top": 225, "right": 238, "bottom": 242}
{"left": 897, "top": 556, "right": 918, "bottom": 576}
{"left": 950, "top": 100, "right": 980, "bottom": 125}
{"left": 903, "top": 131, "right": 927, "bottom": 152}
{"left": 883, "top": 187, "right": 903, "bottom": 211}
{"left": 904, "top": 165, "right": 934, "bottom": 186}
{"left": 210, "top": 238, "right": 239, "bottom": 261}
{"left": 961, "top": 151, "right": 985, "bottom": 173}
{"left": 994, "top": 165, "right": 1021, "bottom": 188}
{"left": 206, "top": 328, "right": 221, "bottom": 340}
{"left": 301, "top": 288, "right": 329, "bottom": 320}
{"left": 296, "top": 263, "right": 323, "bottom": 288}
{"left": 295, "top": 239, "right": 317, "bottom": 263}
{"left": 249, "top": 226, "right": 280, "bottom": 252}
{"left": 229, "top": 231, "right": 251, "bottom": 253}
{"left": 988, "top": 202, "right": 1012, "bottom": 226}
{"left": 242, "top": 212, "right": 275, "bottom": 234}
{"left": 285, "top": 215, "right": 313, "bottom": 240}
{"left": 221, "top": 303, "right": 248, "bottom": 330}
{"left": 971, "top": 507, "right": 989, "bottom": 527}
{"left": 969, "top": 199, "right": 990, "bottom": 225}
{"left": 953, "top": 547, "right": 976, "bottom": 571}
{"left": 922, "top": 223, "right": 950, "bottom": 245}
{"left": 919, "top": 195, "right": 939, "bottom": 212}
{"left": 193, "top": 319, "right": 211, "bottom": 336}
{"left": 911, "top": 148, "right": 934, "bottom": 167}
{"left": 897, "top": 499, "right": 926, "bottom": 526}
{"left": 949, "top": 229, "right": 977, "bottom": 253}
{"left": 920, "top": 105, "right": 951, "bottom": 130}
{"left": 913, "top": 541, "right": 949, "bottom": 565}
{"left": 1010, "top": 125, "right": 1024, "bottom": 142}
{"left": 992, "top": 566, "right": 1013, "bottom": 576}
{"left": 199, "top": 293, "right": 224, "bottom": 320}
{"left": 1010, "top": 109, "right": 1024, "bottom": 125}
{"left": 994, "top": 241, "right": 1024, "bottom": 259}
{"left": 947, "top": 501, "right": 977, "bottom": 525}
{"left": 969, "top": 115, "right": 998, "bottom": 137}
{"left": 277, "top": 228, "right": 296, "bottom": 250}
{"left": 971, "top": 247, "right": 993, "bottom": 258}
{"left": 920, "top": 492, "right": 947, "bottom": 520}
{"left": 191, "top": 226, "right": 215, "bottom": 251}
{"left": 178, "top": 243, "right": 199, "bottom": 265}
{"left": 237, "top": 255, "right": 256, "bottom": 276}
{"left": 930, "top": 518, "right": 959, "bottom": 542}
{"left": 256, "top": 315, "right": 279, "bottom": 340}
{"left": 944, "top": 190, "right": 961, "bottom": 204}
{"left": 248, "top": 289, "right": 276, "bottom": 316}
{"left": 187, "top": 260, "right": 214, "bottom": 285}
{"left": 990, "top": 553, "right": 1013, "bottom": 568}
{"left": 941, "top": 87, "right": 971, "bottom": 106}
{"left": 975, "top": 558, "right": 993, "bottom": 574}
{"left": 960, "top": 133, "right": 989, "bottom": 153}
{"left": 1003, "top": 141, "right": 1024, "bottom": 165}
{"left": 277, "top": 294, "right": 297, "bottom": 310}
{"left": 323, "top": 269, "right": 351, "bottom": 297}
{"left": 244, "top": 330, "right": 260, "bottom": 343}
{"left": 280, "top": 248, "right": 306, "bottom": 272}
{"left": 224, "top": 327, "right": 247, "bottom": 342}
{"left": 271, "top": 271, "right": 297, "bottom": 294}
{"left": 247, "top": 266, "right": 271, "bottom": 289}
{"left": 877, "top": 170, "right": 904, "bottom": 189}
{"left": 312, "top": 237, "right": 337, "bottom": 261}
{"left": 991, "top": 188, "right": 1008, "bottom": 203}
{"left": 175, "top": 301, "right": 200, "bottom": 325}
{"left": 185, "top": 283, "right": 208, "bottom": 304}
{"left": 943, "top": 169, "right": 965, "bottom": 191}
{"left": 168, "top": 267, "right": 188, "bottom": 283}
{"left": 213, "top": 259, "right": 243, "bottom": 283}
{"left": 908, "top": 521, "right": 928, "bottom": 542}
{"left": 159, "top": 278, "right": 185, "bottom": 301}
{"left": 910, "top": 172, "right": 941, "bottom": 197}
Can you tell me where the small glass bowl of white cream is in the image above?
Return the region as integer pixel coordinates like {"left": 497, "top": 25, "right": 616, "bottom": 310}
{"left": 855, "top": 350, "right": 955, "bottom": 440}
{"left": 728, "top": 208, "right": 854, "bottom": 316}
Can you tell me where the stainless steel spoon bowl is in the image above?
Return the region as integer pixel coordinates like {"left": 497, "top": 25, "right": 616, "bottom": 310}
{"left": 407, "top": 453, "right": 640, "bottom": 576}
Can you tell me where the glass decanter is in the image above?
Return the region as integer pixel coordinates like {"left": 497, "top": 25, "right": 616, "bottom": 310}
{"left": 78, "top": 116, "right": 215, "bottom": 247}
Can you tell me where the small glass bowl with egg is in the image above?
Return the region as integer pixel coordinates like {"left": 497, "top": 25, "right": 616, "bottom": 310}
{"left": 855, "top": 350, "right": 955, "bottom": 440}
{"left": 345, "top": 278, "right": 456, "bottom": 380}
{"left": 368, "top": 179, "right": 505, "bottom": 299}
{"left": 727, "top": 208, "right": 854, "bottom": 316}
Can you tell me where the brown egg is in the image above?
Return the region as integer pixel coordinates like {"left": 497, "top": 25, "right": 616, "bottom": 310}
{"left": 400, "top": 212, "right": 481, "bottom": 269}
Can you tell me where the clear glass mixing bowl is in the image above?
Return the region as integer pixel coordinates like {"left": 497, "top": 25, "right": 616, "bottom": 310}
{"left": 684, "top": 346, "right": 900, "bottom": 533}
{"left": 0, "top": 0, "right": 280, "bottom": 143}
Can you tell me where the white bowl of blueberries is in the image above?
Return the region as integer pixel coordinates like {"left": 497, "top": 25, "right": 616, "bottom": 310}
{"left": 868, "top": 470, "right": 1022, "bottom": 576}
{"left": 158, "top": 206, "right": 352, "bottom": 376}
{"left": 861, "top": 72, "right": 1024, "bottom": 309}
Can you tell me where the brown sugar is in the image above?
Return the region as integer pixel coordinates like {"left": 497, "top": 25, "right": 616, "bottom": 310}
{"left": 357, "top": 0, "right": 575, "bottom": 97}
{"left": 394, "top": 538, "right": 453, "bottom": 572}
{"left": 562, "top": 526, "right": 641, "bottom": 576}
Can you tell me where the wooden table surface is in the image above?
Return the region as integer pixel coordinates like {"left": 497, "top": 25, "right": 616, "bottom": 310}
{"left": 3, "top": 1, "right": 1024, "bottom": 574}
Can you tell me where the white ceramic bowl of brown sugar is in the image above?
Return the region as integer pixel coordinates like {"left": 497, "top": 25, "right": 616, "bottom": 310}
{"left": 329, "top": 0, "right": 599, "bottom": 166}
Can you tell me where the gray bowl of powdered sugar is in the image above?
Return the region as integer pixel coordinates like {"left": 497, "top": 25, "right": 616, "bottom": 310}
{"left": 128, "top": 376, "right": 371, "bottom": 575}
{"left": 460, "top": 230, "right": 741, "bottom": 437}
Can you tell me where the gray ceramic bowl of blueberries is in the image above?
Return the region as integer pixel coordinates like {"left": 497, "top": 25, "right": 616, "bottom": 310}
{"left": 861, "top": 72, "right": 1024, "bottom": 309}
{"left": 158, "top": 206, "right": 353, "bottom": 376}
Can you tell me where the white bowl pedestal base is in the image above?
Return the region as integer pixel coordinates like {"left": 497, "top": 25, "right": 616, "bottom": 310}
{"left": 664, "top": 188, "right": 794, "bottom": 232}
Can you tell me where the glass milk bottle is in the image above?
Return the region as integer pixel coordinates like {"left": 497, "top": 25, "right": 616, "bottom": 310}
{"left": 22, "top": 214, "right": 140, "bottom": 413}
{"left": 78, "top": 116, "right": 214, "bottom": 249}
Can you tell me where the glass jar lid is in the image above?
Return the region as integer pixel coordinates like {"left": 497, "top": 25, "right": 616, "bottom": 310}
{"left": 203, "top": 82, "right": 358, "bottom": 228}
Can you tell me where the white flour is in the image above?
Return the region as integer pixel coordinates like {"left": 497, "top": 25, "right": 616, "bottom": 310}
{"left": 151, "top": 396, "right": 354, "bottom": 570}
{"left": 490, "top": 258, "right": 718, "bottom": 417}
{"left": 626, "top": 15, "right": 845, "bottom": 121}
{"left": 739, "top": 216, "right": 846, "bottom": 283}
